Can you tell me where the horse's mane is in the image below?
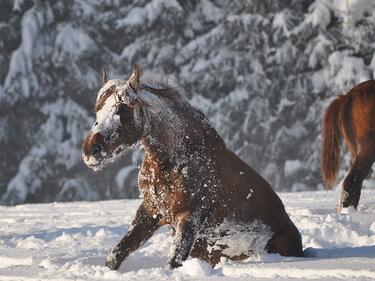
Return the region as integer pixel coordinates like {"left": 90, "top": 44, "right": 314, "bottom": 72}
{"left": 137, "top": 78, "right": 224, "bottom": 145}
{"left": 141, "top": 84, "right": 177, "bottom": 100}
{"left": 139, "top": 75, "right": 178, "bottom": 100}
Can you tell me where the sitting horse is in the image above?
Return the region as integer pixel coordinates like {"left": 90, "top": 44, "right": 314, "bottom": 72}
{"left": 82, "top": 65, "right": 304, "bottom": 270}
{"left": 321, "top": 80, "right": 375, "bottom": 212}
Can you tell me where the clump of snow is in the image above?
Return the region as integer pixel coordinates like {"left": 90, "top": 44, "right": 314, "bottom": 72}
{"left": 202, "top": 219, "right": 272, "bottom": 257}
{"left": 246, "top": 188, "right": 254, "bottom": 199}
{"left": 305, "top": 1, "right": 331, "bottom": 29}
{"left": 177, "top": 258, "right": 213, "bottom": 276}
{"left": 272, "top": 9, "right": 296, "bottom": 35}
{"left": 0, "top": 256, "right": 33, "bottom": 269}
{"left": 12, "top": 0, "right": 24, "bottom": 12}
{"left": 116, "top": 0, "right": 182, "bottom": 28}
{"left": 307, "top": 34, "right": 332, "bottom": 69}
{"left": 117, "top": 7, "right": 147, "bottom": 27}
{"left": 328, "top": 0, "right": 374, "bottom": 26}
{"left": 284, "top": 160, "right": 303, "bottom": 177}
{"left": 52, "top": 24, "right": 97, "bottom": 66}
{"left": 328, "top": 51, "right": 370, "bottom": 92}
{"left": 228, "top": 88, "right": 249, "bottom": 103}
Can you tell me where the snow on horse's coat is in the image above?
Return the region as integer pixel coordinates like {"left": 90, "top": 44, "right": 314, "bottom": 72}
{"left": 82, "top": 65, "right": 304, "bottom": 271}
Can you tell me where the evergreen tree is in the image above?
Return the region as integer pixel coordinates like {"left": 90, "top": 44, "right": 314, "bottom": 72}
{"left": 1, "top": 0, "right": 374, "bottom": 204}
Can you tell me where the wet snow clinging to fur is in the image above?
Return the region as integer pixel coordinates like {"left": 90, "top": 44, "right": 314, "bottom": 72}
{"left": 202, "top": 219, "right": 272, "bottom": 257}
{"left": 93, "top": 81, "right": 124, "bottom": 142}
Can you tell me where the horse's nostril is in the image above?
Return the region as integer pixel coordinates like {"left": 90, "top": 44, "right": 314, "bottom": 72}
{"left": 92, "top": 143, "right": 103, "bottom": 156}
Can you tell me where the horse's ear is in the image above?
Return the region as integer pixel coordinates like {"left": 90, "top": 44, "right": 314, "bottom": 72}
{"left": 128, "top": 64, "right": 142, "bottom": 92}
{"left": 102, "top": 67, "right": 109, "bottom": 85}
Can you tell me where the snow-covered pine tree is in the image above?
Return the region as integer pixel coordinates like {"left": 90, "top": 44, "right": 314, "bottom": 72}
{"left": 1, "top": 0, "right": 375, "bottom": 204}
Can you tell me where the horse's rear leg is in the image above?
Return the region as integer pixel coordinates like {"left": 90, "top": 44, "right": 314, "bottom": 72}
{"left": 340, "top": 150, "right": 375, "bottom": 210}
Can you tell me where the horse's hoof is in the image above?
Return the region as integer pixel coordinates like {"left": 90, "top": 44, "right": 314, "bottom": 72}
{"left": 168, "top": 259, "right": 182, "bottom": 270}
{"left": 337, "top": 188, "right": 349, "bottom": 213}
{"left": 105, "top": 255, "right": 120, "bottom": 271}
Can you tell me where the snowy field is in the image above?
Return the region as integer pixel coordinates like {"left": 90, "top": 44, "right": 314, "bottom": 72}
{"left": 0, "top": 188, "right": 374, "bottom": 281}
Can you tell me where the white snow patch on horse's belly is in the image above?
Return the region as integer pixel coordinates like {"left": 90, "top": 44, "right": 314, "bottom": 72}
{"left": 200, "top": 220, "right": 272, "bottom": 257}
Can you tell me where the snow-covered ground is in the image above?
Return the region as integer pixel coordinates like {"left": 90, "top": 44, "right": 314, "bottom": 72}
{"left": 0, "top": 188, "right": 374, "bottom": 281}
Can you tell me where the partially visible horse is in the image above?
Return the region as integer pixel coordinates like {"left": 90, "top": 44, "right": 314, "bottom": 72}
{"left": 321, "top": 80, "right": 375, "bottom": 212}
{"left": 82, "top": 65, "right": 304, "bottom": 271}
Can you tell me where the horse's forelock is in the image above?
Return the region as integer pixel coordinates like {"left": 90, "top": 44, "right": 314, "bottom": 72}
{"left": 95, "top": 80, "right": 127, "bottom": 112}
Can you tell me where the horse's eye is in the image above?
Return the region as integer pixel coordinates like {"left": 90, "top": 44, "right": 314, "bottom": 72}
{"left": 92, "top": 143, "right": 103, "bottom": 155}
{"left": 94, "top": 122, "right": 98, "bottom": 126}
{"left": 118, "top": 105, "right": 132, "bottom": 124}
{"left": 116, "top": 104, "right": 128, "bottom": 116}
{"left": 117, "top": 104, "right": 126, "bottom": 111}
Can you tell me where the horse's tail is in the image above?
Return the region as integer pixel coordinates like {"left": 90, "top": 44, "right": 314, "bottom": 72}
{"left": 320, "top": 95, "right": 347, "bottom": 189}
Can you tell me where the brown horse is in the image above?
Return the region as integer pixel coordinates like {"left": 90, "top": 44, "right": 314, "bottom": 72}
{"left": 82, "top": 65, "right": 304, "bottom": 271}
{"left": 321, "top": 80, "right": 375, "bottom": 212}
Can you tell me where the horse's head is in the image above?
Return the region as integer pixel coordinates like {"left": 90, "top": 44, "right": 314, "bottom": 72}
{"left": 82, "top": 65, "right": 145, "bottom": 171}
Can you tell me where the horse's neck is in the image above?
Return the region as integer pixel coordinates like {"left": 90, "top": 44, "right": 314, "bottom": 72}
{"left": 141, "top": 127, "right": 225, "bottom": 173}
{"left": 139, "top": 102, "right": 186, "bottom": 155}
{"left": 141, "top": 129, "right": 188, "bottom": 170}
{"left": 138, "top": 90, "right": 225, "bottom": 168}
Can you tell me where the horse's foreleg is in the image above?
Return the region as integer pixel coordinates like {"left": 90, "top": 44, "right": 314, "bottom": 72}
{"left": 106, "top": 203, "right": 160, "bottom": 270}
{"left": 168, "top": 211, "right": 202, "bottom": 269}
{"left": 340, "top": 151, "right": 374, "bottom": 210}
